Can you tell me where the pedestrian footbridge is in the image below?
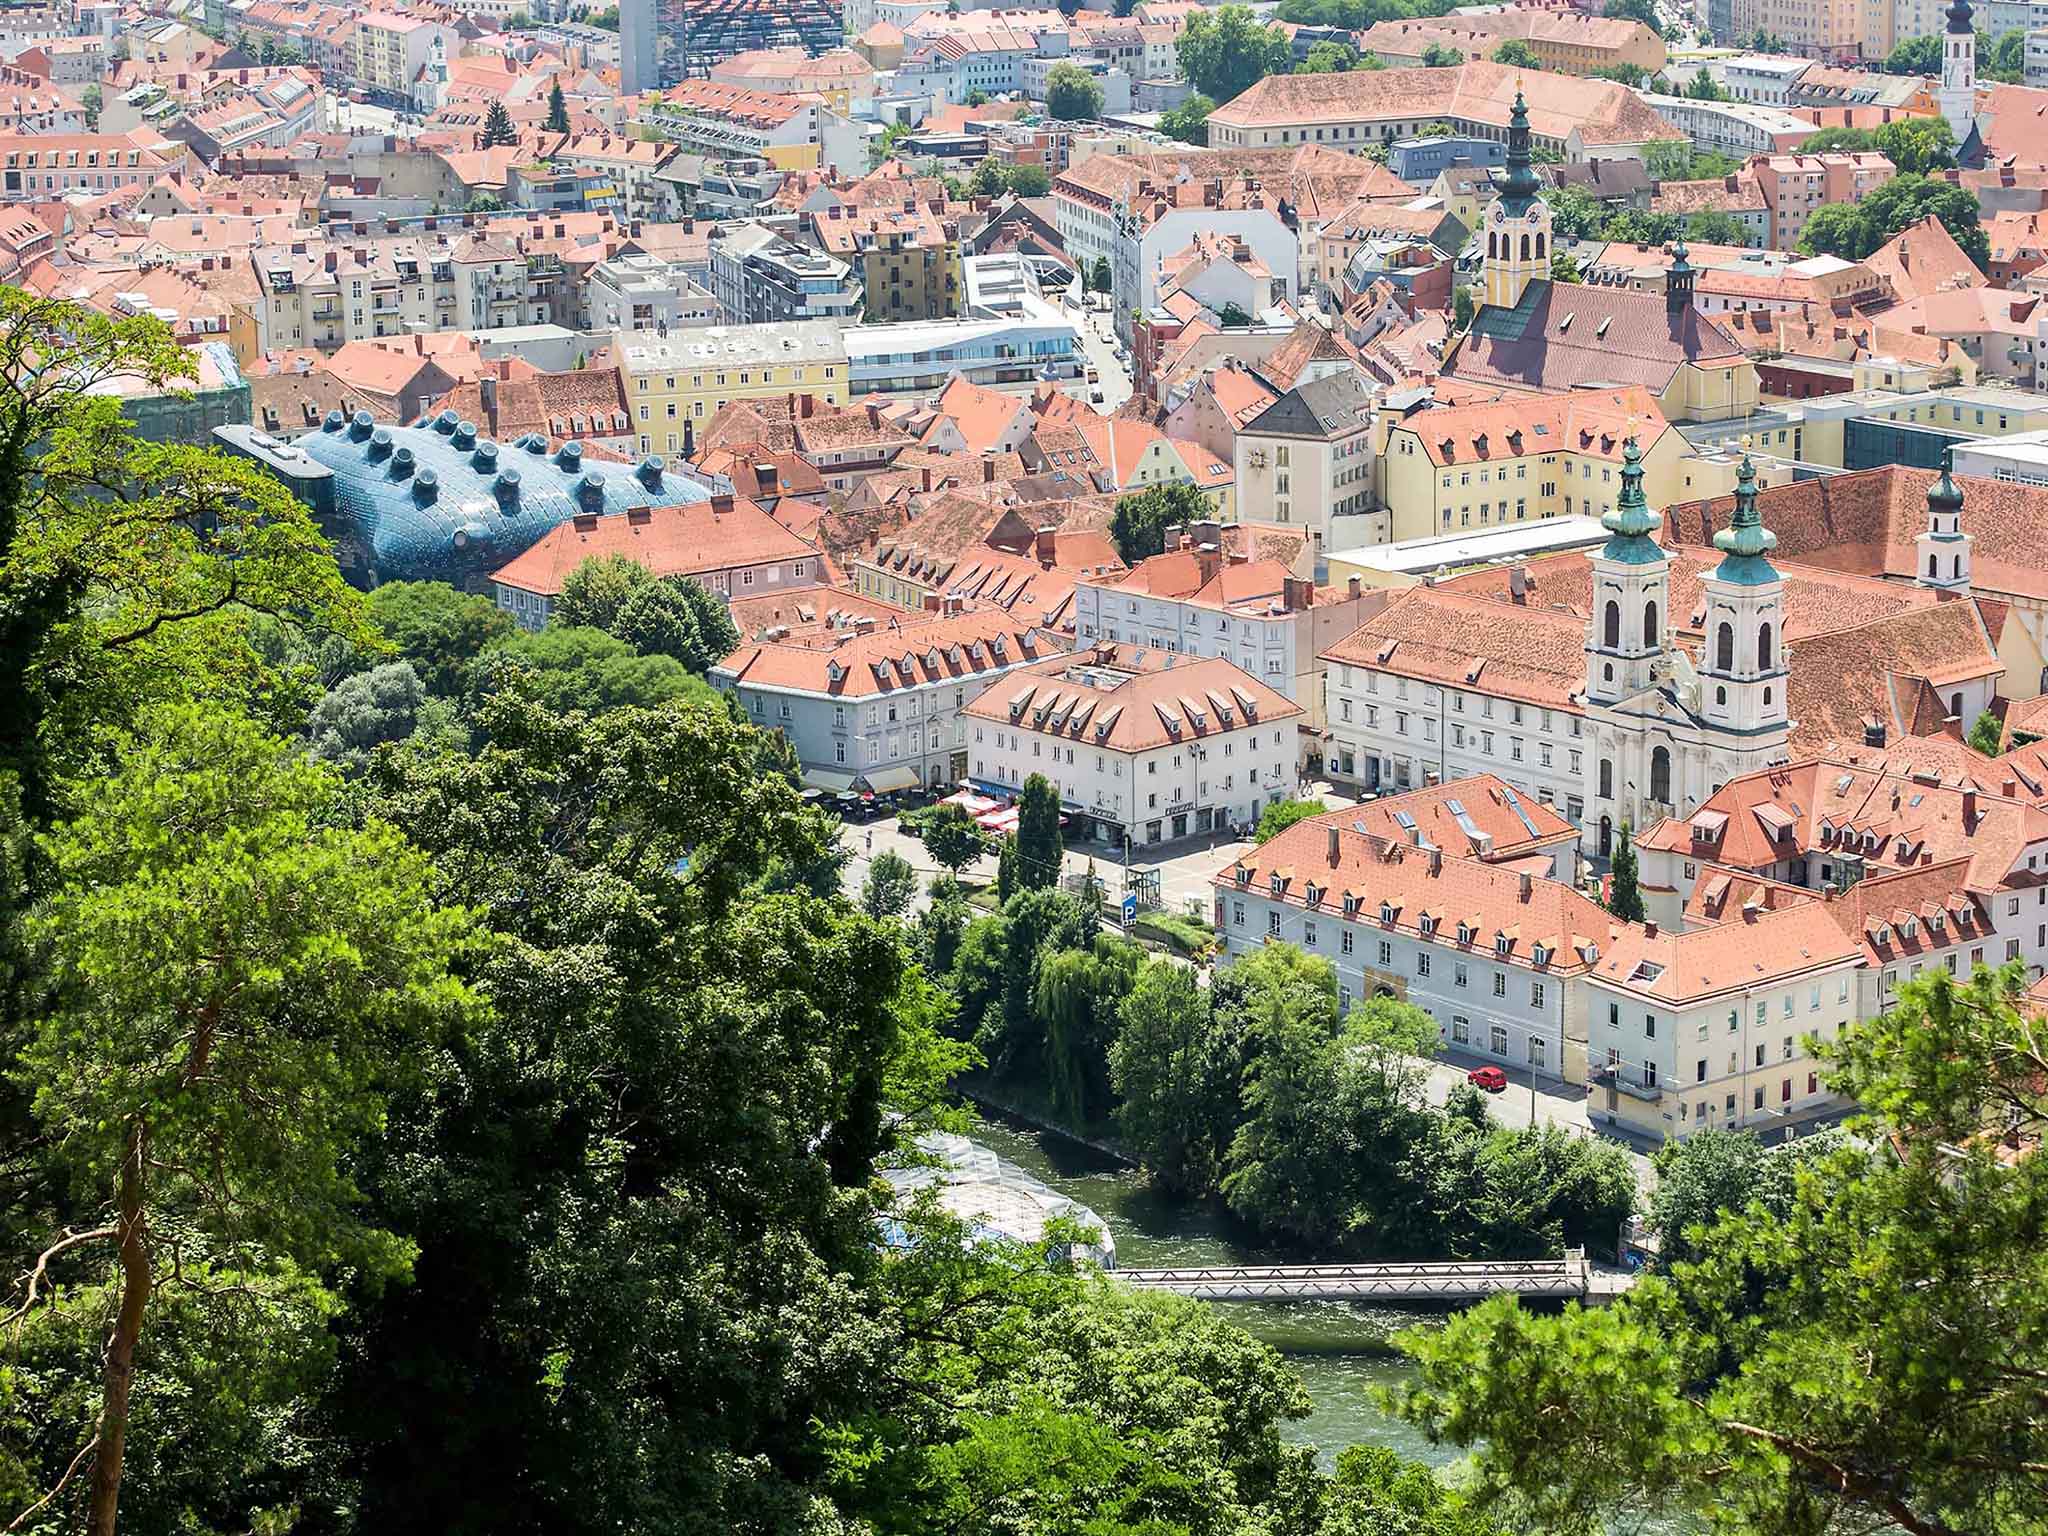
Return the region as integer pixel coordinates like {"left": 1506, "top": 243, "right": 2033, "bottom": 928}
{"left": 1114, "top": 1249, "right": 1635, "bottom": 1305}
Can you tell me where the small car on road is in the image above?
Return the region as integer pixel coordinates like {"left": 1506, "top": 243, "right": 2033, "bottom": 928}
{"left": 1466, "top": 1065, "right": 1508, "bottom": 1093}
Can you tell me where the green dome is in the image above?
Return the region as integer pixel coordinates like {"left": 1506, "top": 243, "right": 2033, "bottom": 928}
{"left": 1712, "top": 454, "right": 1780, "bottom": 586}
{"left": 1927, "top": 449, "right": 1964, "bottom": 516}
{"left": 1599, "top": 436, "right": 1665, "bottom": 563}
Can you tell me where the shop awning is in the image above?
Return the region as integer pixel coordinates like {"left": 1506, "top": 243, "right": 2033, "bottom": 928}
{"left": 803, "top": 767, "right": 859, "bottom": 793}
{"left": 863, "top": 765, "right": 921, "bottom": 793}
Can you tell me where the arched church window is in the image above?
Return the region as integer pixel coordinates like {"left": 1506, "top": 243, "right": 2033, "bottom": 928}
{"left": 1951, "top": 692, "right": 1963, "bottom": 720}
{"left": 1650, "top": 746, "right": 1672, "bottom": 805}
{"left": 1535, "top": 232, "right": 1546, "bottom": 259}
{"left": 1644, "top": 601, "right": 1659, "bottom": 647}
{"left": 1715, "top": 621, "right": 1733, "bottom": 672}
{"left": 1763, "top": 686, "right": 1772, "bottom": 707}
{"left": 1757, "top": 622, "right": 1773, "bottom": 671}
{"left": 1928, "top": 554, "right": 1938, "bottom": 577}
{"left": 1520, "top": 233, "right": 1531, "bottom": 260}
{"left": 1603, "top": 601, "right": 1620, "bottom": 648}
{"left": 1954, "top": 554, "right": 1964, "bottom": 579}
{"left": 1716, "top": 685, "right": 1727, "bottom": 707}
{"left": 1488, "top": 231, "right": 1498, "bottom": 258}
{"left": 1599, "top": 759, "right": 1613, "bottom": 799}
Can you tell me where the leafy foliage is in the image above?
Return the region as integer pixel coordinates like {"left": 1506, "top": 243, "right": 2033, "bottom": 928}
{"left": 552, "top": 552, "right": 652, "bottom": 631}
{"left": 1798, "top": 174, "right": 1988, "bottom": 270}
{"left": 1110, "top": 479, "right": 1213, "bottom": 563}
{"left": 862, "top": 849, "right": 919, "bottom": 918}
{"left": 1400, "top": 963, "right": 2048, "bottom": 1536}
{"left": 903, "top": 801, "right": 988, "bottom": 874}
{"left": 1968, "top": 708, "right": 2004, "bottom": 756}
{"left": 1044, "top": 61, "right": 1104, "bottom": 120}
{"left": 1606, "top": 821, "right": 1645, "bottom": 922}
{"left": 1175, "top": 5, "right": 1292, "bottom": 104}
{"left": 483, "top": 625, "right": 717, "bottom": 715}
{"left": 1158, "top": 93, "right": 1214, "bottom": 145}
{"left": 1490, "top": 38, "right": 1538, "bottom": 67}
{"left": 364, "top": 580, "right": 514, "bottom": 696}
{"left": 1799, "top": 125, "right": 1877, "bottom": 154}
{"left": 1255, "top": 797, "right": 1325, "bottom": 843}
{"left": 1884, "top": 33, "right": 1942, "bottom": 73}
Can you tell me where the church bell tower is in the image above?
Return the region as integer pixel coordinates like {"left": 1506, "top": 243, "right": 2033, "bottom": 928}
{"left": 1483, "top": 87, "right": 1551, "bottom": 312}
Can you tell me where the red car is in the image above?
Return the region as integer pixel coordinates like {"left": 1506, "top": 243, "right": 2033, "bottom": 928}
{"left": 1467, "top": 1065, "right": 1508, "bottom": 1093}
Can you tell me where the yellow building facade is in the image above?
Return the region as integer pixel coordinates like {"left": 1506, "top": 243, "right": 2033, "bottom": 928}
{"left": 617, "top": 322, "right": 850, "bottom": 458}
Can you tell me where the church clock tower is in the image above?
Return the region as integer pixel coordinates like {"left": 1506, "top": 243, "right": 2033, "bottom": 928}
{"left": 1941, "top": 0, "right": 1977, "bottom": 142}
{"left": 1483, "top": 87, "right": 1551, "bottom": 312}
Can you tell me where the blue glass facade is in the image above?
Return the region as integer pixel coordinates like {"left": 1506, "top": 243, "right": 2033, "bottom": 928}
{"left": 218, "top": 412, "right": 721, "bottom": 592}
{"left": 1843, "top": 417, "right": 1965, "bottom": 474}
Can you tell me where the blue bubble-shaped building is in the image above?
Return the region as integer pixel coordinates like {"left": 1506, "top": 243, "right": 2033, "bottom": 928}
{"left": 215, "top": 411, "right": 723, "bottom": 591}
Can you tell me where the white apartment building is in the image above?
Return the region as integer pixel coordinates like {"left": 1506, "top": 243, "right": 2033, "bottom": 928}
{"left": 251, "top": 236, "right": 554, "bottom": 354}
{"left": 1071, "top": 544, "right": 1385, "bottom": 739}
{"left": 1215, "top": 813, "right": 1611, "bottom": 1082}
{"left": 1232, "top": 370, "right": 1379, "bottom": 549}
{"left": 717, "top": 609, "right": 1063, "bottom": 794}
{"left": 965, "top": 646, "right": 1303, "bottom": 846}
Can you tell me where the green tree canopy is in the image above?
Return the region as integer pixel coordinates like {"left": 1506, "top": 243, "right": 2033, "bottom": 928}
{"left": 544, "top": 78, "right": 569, "bottom": 133}
{"left": 1400, "top": 962, "right": 2048, "bottom": 1536}
{"left": 480, "top": 98, "right": 518, "bottom": 146}
{"left": 611, "top": 576, "right": 736, "bottom": 673}
{"left": 1799, "top": 125, "right": 1878, "bottom": 154}
{"left": 307, "top": 660, "right": 447, "bottom": 771}
{"left": 1884, "top": 33, "right": 1942, "bottom": 73}
{"left": 1550, "top": 252, "right": 1584, "bottom": 282}
{"left": 1685, "top": 210, "right": 1750, "bottom": 246}
{"left": 1876, "top": 114, "right": 1957, "bottom": 175}
{"left": 21, "top": 703, "right": 478, "bottom": 1534}
{"left": 1298, "top": 39, "right": 1359, "bottom": 72}
{"left": 905, "top": 800, "right": 989, "bottom": 873}
{"left": 364, "top": 580, "right": 515, "bottom": 696}
{"left": 1175, "top": 5, "right": 1292, "bottom": 103}
{"left": 1490, "top": 38, "right": 1538, "bottom": 67}
{"left": 861, "top": 848, "right": 918, "bottom": 918}
{"left": 1255, "top": 797, "right": 1325, "bottom": 842}
{"left": 1418, "top": 41, "right": 1465, "bottom": 66}
{"left": 1015, "top": 772, "right": 1063, "bottom": 891}
{"left": 1798, "top": 174, "right": 1988, "bottom": 270}
{"left": 551, "top": 552, "right": 652, "bottom": 630}
{"left": 1607, "top": 820, "right": 1645, "bottom": 921}
{"left": 1045, "top": 61, "right": 1105, "bottom": 120}
{"left": 1110, "top": 479, "right": 1212, "bottom": 563}
{"left": 483, "top": 625, "right": 717, "bottom": 715}
{"left": 1968, "top": 708, "right": 2005, "bottom": 756}
{"left": 1158, "top": 92, "right": 1213, "bottom": 144}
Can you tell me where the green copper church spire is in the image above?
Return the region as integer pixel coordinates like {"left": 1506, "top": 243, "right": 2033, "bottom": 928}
{"left": 1599, "top": 436, "right": 1665, "bottom": 563}
{"left": 1712, "top": 453, "right": 1780, "bottom": 585}
{"left": 1495, "top": 86, "right": 1542, "bottom": 214}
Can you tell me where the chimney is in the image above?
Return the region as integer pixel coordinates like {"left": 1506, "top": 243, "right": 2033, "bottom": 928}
{"left": 923, "top": 591, "right": 943, "bottom": 611}
{"left": 1427, "top": 847, "right": 1442, "bottom": 876}
{"left": 1347, "top": 575, "right": 1362, "bottom": 599}
{"left": 754, "top": 462, "right": 778, "bottom": 496}
{"left": 1327, "top": 824, "right": 1340, "bottom": 866}
{"left": 710, "top": 493, "right": 733, "bottom": 516}
{"left": 1284, "top": 576, "right": 1313, "bottom": 612}
{"left": 865, "top": 402, "right": 880, "bottom": 427}
{"left": 1863, "top": 715, "right": 1887, "bottom": 748}
{"left": 480, "top": 374, "right": 497, "bottom": 418}
{"left": 802, "top": 394, "right": 816, "bottom": 419}
{"left": 1035, "top": 525, "right": 1056, "bottom": 564}
{"left": 919, "top": 466, "right": 935, "bottom": 492}
{"left": 1963, "top": 787, "right": 1978, "bottom": 826}
{"left": 1517, "top": 871, "right": 1532, "bottom": 902}
{"left": 2004, "top": 777, "right": 2018, "bottom": 797}
{"left": 1645, "top": 919, "right": 1659, "bottom": 938}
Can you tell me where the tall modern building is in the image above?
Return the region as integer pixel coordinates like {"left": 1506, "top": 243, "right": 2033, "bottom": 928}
{"left": 617, "top": 0, "right": 841, "bottom": 92}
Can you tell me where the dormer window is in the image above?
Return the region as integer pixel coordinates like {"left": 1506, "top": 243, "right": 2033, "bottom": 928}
{"left": 1531, "top": 943, "right": 1549, "bottom": 966}
{"left": 1234, "top": 866, "right": 1251, "bottom": 887}
{"left": 1901, "top": 917, "right": 1918, "bottom": 940}
{"left": 826, "top": 660, "right": 844, "bottom": 683}
{"left": 1342, "top": 894, "right": 1359, "bottom": 919}
{"left": 1269, "top": 873, "right": 1285, "bottom": 896}
{"left": 1457, "top": 922, "right": 1475, "bottom": 945}
{"left": 1420, "top": 915, "right": 1438, "bottom": 937}
{"left": 1379, "top": 901, "right": 1396, "bottom": 924}
{"left": 1305, "top": 883, "right": 1322, "bottom": 908}
{"left": 1494, "top": 934, "right": 1511, "bottom": 957}
{"left": 1874, "top": 924, "right": 1891, "bottom": 946}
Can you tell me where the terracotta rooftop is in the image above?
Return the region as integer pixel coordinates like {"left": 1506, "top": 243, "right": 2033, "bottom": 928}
{"left": 489, "top": 496, "right": 819, "bottom": 597}
{"left": 966, "top": 645, "right": 1302, "bottom": 753}
{"left": 1320, "top": 587, "right": 1587, "bottom": 711}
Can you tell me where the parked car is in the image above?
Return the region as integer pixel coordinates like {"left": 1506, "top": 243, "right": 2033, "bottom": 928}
{"left": 1467, "top": 1065, "right": 1508, "bottom": 1093}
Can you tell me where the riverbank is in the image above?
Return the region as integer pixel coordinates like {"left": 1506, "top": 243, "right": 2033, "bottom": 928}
{"left": 963, "top": 1105, "right": 1451, "bottom": 1469}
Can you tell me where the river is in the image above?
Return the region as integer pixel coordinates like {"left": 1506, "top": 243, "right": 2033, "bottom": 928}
{"left": 965, "top": 1110, "right": 1455, "bottom": 1470}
